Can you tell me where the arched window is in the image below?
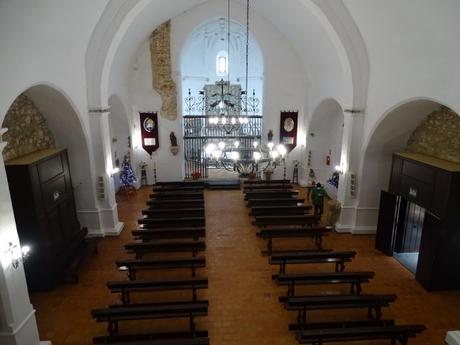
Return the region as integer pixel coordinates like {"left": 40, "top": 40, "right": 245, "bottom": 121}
{"left": 216, "top": 50, "right": 228, "bottom": 76}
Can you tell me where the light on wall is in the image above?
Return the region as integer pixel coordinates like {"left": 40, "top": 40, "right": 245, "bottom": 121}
{"left": 334, "top": 164, "right": 347, "bottom": 175}
{"left": 110, "top": 167, "right": 120, "bottom": 177}
{"left": 3, "top": 242, "right": 31, "bottom": 269}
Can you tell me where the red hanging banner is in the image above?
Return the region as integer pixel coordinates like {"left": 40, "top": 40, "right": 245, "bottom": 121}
{"left": 139, "top": 112, "right": 159, "bottom": 155}
{"left": 280, "top": 111, "right": 298, "bottom": 153}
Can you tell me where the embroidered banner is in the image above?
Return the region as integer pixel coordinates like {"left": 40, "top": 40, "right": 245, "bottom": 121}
{"left": 140, "top": 112, "right": 159, "bottom": 155}
{"left": 280, "top": 111, "right": 298, "bottom": 153}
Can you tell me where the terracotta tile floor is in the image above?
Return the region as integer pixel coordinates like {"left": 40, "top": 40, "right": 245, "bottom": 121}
{"left": 30, "top": 187, "right": 460, "bottom": 344}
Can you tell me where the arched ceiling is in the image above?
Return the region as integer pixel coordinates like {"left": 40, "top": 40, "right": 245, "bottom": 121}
{"left": 86, "top": 0, "right": 368, "bottom": 112}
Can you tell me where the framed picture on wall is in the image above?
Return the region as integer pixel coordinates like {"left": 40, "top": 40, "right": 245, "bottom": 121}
{"left": 139, "top": 112, "right": 159, "bottom": 155}
{"left": 280, "top": 111, "right": 298, "bottom": 152}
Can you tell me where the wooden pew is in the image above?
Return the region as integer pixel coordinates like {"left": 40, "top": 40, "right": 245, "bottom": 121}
{"left": 150, "top": 191, "right": 204, "bottom": 200}
{"left": 256, "top": 227, "right": 331, "bottom": 254}
{"left": 243, "top": 184, "right": 294, "bottom": 191}
{"left": 93, "top": 331, "right": 209, "bottom": 345}
{"left": 124, "top": 240, "right": 206, "bottom": 258}
{"left": 138, "top": 216, "right": 205, "bottom": 228}
{"left": 293, "top": 320, "right": 425, "bottom": 345}
{"left": 250, "top": 205, "right": 311, "bottom": 216}
{"left": 253, "top": 215, "right": 321, "bottom": 228}
{"left": 282, "top": 294, "right": 397, "bottom": 324}
{"left": 270, "top": 250, "right": 357, "bottom": 273}
{"left": 274, "top": 271, "right": 375, "bottom": 296}
{"left": 147, "top": 199, "right": 204, "bottom": 209}
{"left": 247, "top": 198, "right": 305, "bottom": 207}
{"left": 141, "top": 208, "right": 205, "bottom": 218}
{"left": 155, "top": 181, "right": 205, "bottom": 187}
{"left": 91, "top": 300, "right": 208, "bottom": 336}
{"left": 153, "top": 185, "right": 205, "bottom": 192}
{"left": 132, "top": 228, "right": 205, "bottom": 241}
{"left": 116, "top": 257, "right": 206, "bottom": 279}
{"left": 107, "top": 277, "right": 208, "bottom": 304}
{"left": 243, "top": 179, "right": 290, "bottom": 185}
{"left": 244, "top": 190, "right": 298, "bottom": 200}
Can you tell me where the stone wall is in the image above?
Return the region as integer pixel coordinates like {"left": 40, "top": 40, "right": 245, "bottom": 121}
{"left": 1, "top": 94, "right": 55, "bottom": 161}
{"left": 149, "top": 21, "right": 178, "bottom": 120}
{"left": 407, "top": 106, "right": 460, "bottom": 163}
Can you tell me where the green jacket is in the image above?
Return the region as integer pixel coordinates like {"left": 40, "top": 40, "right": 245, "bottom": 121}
{"left": 311, "top": 186, "right": 326, "bottom": 206}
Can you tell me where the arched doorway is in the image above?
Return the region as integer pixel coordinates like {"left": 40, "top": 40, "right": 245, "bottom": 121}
{"left": 108, "top": 94, "right": 131, "bottom": 192}
{"left": 2, "top": 84, "right": 97, "bottom": 238}
{"left": 307, "top": 99, "right": 344, "bottom": 192}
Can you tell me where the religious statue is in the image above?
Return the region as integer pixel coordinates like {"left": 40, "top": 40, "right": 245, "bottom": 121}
{"left": 170, "top": 131, "right": 178, "bottom": 147}
{"left": 267, "top": 129, "right": 274, "bottom": 142}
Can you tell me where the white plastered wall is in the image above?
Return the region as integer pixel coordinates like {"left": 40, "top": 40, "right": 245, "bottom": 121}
{"left": 342, "top": 0, "right": 460, "bottom": 233}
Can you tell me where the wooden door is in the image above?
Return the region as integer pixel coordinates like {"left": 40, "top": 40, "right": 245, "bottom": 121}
{"left": 375, "top": 191, "right": 398, "bottom": 255}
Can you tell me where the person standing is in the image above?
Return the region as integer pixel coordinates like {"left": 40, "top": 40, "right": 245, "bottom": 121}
{"left": 311, "top": 182, "right": 326, "bottom": 216}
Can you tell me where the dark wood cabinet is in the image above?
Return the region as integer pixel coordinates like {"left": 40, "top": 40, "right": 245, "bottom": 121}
{"left": 376, "top": 152, "right": 460, "bottom": 291}
{"left": 5, "top": 148, "right": 87, "bottom": 291}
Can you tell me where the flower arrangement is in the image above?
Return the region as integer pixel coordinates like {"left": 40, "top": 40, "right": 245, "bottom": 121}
{"left": 191, "top": 171, "right": 201, "bottom": 180}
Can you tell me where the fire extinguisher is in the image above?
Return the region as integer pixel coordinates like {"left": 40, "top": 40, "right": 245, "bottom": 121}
{"left": 326, "top": 149, "right": 331, "bottom": 166}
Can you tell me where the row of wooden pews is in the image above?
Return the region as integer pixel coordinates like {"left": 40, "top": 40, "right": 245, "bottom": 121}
{"left": 243, "top": 179, "right": 425, "bottom": 345}
{"left": 91, "top": 181, "right": 210, "bottom": 345}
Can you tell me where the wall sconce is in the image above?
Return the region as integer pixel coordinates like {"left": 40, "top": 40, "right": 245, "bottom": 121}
{"left": 334, "top": 165, "right": 344, "bottom": 175}
{"left": 110, "top": 167, "right": 120, "bottom": 177}
{"left": 4, "top": 242, "right": 31, "bottom": 269}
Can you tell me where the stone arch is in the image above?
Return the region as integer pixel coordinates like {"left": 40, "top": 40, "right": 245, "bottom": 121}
{"left": 307, "top": 98, "right": 344, "bottom": 183}
{"left": 2, "top": 84, "right": 98, "bottom": 223}
{"left": 358, "top": 98, "right": 450, "bottom": 210}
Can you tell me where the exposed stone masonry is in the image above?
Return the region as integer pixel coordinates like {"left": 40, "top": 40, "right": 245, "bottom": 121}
{"left": 149, "top": 20, "right": 178, "bottom": 120}
{"left": 407, "top": 106, "right": 460, "bottom": 164}
{"left": 2, "top": 94, "right": 55, "bottom": 161}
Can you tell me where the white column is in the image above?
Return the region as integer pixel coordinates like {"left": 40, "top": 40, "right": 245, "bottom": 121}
{"left": 0, "top": 128, "right": 48, "bottom": 345}
{"left": 88, "top": 109, "right": 124, "bottom": 236}
{"left": 335, "top": 110, "right": 368, "bottom": 234}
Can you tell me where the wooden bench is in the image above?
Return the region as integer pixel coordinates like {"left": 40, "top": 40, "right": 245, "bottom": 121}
{"left": 293, "top": 320, "right": 425, "bottom": 345}
{"left": 125, "top": 240, "right": 206, "bottom": 258}
{"left": 153, "top": 185, "right": 205, "bottom": 192}
{"left": 250, "top": 205, "right": 311, "bottom": 216}
{"left": 247, "top": 198, "right": 305, "bottom": 207}
{"left": 142, "top": 208, "right": 205, "bottom": 218}
{"left": 132, "top": 228, "right": 205, "bottom": 241}
{"left": 93, "top": 331, "right": 209, "bottom": 345}
{"left": 244, "top": 190, "right": 298, "bottom": 200}
{"left": 138, "top": 216, "right": 205, "bottom": 228}
{"left": 282, "top": 294, "right": 397, "bottom": 324}
{"left": 244, "top": 179, "right": 290, "bottom": 185}
{"left": 107, "top": 277, "right": 208, "bottom": 304}
{"left": 116, "top": 257, "right": 206, "bottom": 279}
{"left": 147, "top": 199, "right": 204, "bottom": 209}
{"left": 270, "top": 250, "right": 357, "bottom": 273}
{"left": 257, "top": 227, "right": 331, "bottom": 254}
{"left": 155, "top": 181, "right": 205, "bottom": 187}
{"left": 243, "top": 184, "right": 294, "bottom": 191}
{"left": 274, "top": 271, "right": 375, "bottom": 296}
{"left": 91, "top": 300, "right": 208, "bottom": 336}
{"left": 150, "top": 191, "right": 204, "bottom": 200}
{"left": 253, "top": 215, "right": 321, "bottom": 228}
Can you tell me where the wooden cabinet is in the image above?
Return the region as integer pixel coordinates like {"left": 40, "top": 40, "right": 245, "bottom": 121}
{"left": 5, "top": 148, "right": 87, "bottom": 291}
{"left": 376, "top": 152, "right": 460, "bottom": 291}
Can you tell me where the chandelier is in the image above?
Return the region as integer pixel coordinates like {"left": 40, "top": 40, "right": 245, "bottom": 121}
{"left": 204, "top": 139, "right": 288, "bottom": 178}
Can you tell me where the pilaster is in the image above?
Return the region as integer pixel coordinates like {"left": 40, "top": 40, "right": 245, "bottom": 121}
{"left": 0, "top": 128, "right": 43, "bottom": 345}
{"left": 88, "top": 109, "right": 124, "bottom": 236}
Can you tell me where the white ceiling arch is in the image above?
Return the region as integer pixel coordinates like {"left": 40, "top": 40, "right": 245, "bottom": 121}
{"left": 85, "top": 0, "right": 369, "bottom": 112}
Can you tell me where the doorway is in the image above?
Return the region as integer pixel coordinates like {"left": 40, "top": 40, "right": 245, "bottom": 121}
{"left": 393, "top": 200, "right": 424, "bottom": 274}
